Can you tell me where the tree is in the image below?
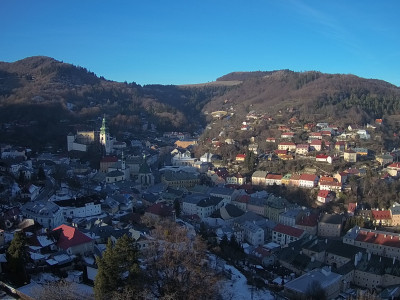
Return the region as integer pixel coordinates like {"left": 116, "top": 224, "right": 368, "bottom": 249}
{"left": 173, "top": 199, "right": 181, "bottom": 218}
{"left": 305, "top": 280, "right": 326, "bottom": 300}
{"left": 6, "top": 230, "right": 29, "bottom": 286}
{"left": 38, "top": 166, "right": 46, "bottom": 181}
{"left": 94, "top": 235, "right": 141, "bottom": 300}
{"left": 32, "top": 280, "right": 88, "bottom": 300}
{"left": 143, "top": 220, "right": 220, "bottom": 299}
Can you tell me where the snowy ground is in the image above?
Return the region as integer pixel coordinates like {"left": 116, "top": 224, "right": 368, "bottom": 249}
{"left": 219, "top": 264, "right": 275, "bottom": 300}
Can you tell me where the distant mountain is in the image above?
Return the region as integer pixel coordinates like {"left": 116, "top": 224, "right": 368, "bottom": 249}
{"left": 1, "top": 56, "right": 400, "bottom": 150}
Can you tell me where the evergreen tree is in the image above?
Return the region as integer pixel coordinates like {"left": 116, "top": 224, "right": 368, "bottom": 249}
{"left": 6, "top": 230, "right": 28, "bottom": 286}
{"left": 94, "top": 235, "right": 141, "bottom": 300}
{"left": 173, "top": 199, "right": 181, "bottom": 218}
{"left": 37, "top": 166, "right": 46, "bottom": 181}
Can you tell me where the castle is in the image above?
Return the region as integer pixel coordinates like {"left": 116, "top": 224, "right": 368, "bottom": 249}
{"left": 67, "top": 116, "right": 115, "bottom": 155}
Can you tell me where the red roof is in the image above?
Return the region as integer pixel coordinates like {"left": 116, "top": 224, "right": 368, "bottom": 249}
{"left": 296, "top": 144, "right": 309, "bottom": 149}
{"left": 146, "top": 203, "right": 174, "bottom": 217}
{"left": 296, "top": 213, "right": 318, "bottom": 227}
{"left": 100, "top": 156, "right": 118, "bottom": 163}
{"left": 318, "top": 190, "right": 330, "bottom": 198}
{"left": 266, "top": 174, "right": 283, "bottom": 180}
{"left": 300, "top": 173, "right": 318, "bottom": 182}
{"left": 356, "top": 230, "right": 400, "bottom": 248}
{"left": 310, "top": 132, "right": 322, "bottom": 137}
{"left": 310, "top": 140, "right": 322, "bottom": 145}
{"left": 319, "top": 176, "right": 335, "bottom": 182}
{"left": 236, "top": 154, "right": 246, "bottom": 158}
{"left": 316, "top": 154, "right": 329, "bottom": 159}
{"left": 279, "top": 142, "right": 296, "bottom": 146}
{"left": 237, "top": 195, "right": 251, "bottom": 203}
{"left": 388, "top": 163, "right": 400, "bottom": 169}
{"left": 348, "top": 202, "right": 357, "bottom": 213}
{"left": 371, "top": 210, "right": 392, "bottom": 220}
{"left": 53, "top": 224, "right": 92, "bottom": 250}
{"left": 273, "top": 223, "right": 304, "bottom": 238}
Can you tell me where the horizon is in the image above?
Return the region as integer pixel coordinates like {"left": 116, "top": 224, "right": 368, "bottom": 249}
{"left": 1, "top": 1, "right": 399, "bottom": 87}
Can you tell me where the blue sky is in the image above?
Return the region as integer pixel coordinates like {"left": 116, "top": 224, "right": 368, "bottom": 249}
{"left": 0, "top": 1, "right": 399, "bottom": 86}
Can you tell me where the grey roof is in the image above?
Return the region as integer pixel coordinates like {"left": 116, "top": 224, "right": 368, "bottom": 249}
{"left": 284, "top": 267, "right": 342, "bottom": 294}
{"left": 197, "top": 196, "right": 224, "bottom": 208}
{"left": 184, "top": 193, "right": 209, "bottom": 204}
{"left": 107, "top": 170, "right": 124, "bottom": 177}
{"left": 242, "top": 221, "right": 263, "bottom": 233}
{"left": 163, "top": 170, "right": 199, "bottom": 181}
{"left": 209, "top": 187, "right": 236, "bottom": 197}
{"left": 21, "top": 201, "right": 61, "bottom": 217}
{"left": 319, "top": 213, "right": 343, "bottom": 224}
{"left": 326, "top": 240, "right": 364, "bottom": 259}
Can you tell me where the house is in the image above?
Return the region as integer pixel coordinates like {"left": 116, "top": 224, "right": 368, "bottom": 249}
{"left": 347, "top": 202, "right": 357, "bottom": 216}
{"left": 334, "top": 172, "right": 348, "bottom": 183}
{"left": 283, "top": 267, "right": 342, "bottom": 300}
{"left": 371, "top": 209, "right": 392, "bottom": 226}
{"left": 100, "top": 156, "right": 118, "bottom": 173}
{"left": 279, "top": 208, "right": 306, "bottom": 227}
{"left": 309, "top": 132, "right": 322, "bottom": 140}
{"left": 295, "top": 144, "right": 309, "bottom": 155}
{"left": 272, "top": 223, "right": 305, "bottom": 246}
{"left": 376, "top": 154, "right": 394, "bottom": 166}
{"left": 251, "top": 171, "right": 267, "bottom": 186}
{"left": 343, "top": 150, "right": 357, "bottom": 162}
{"left": 182, "top": 194, "right": 208, "bottom": 216}
{"left": 266, "top": 137, "right": 276, "bottom": 143}
{"left": 288, "top": 174, "right": 301, "bottom": 187}
{"left": 21, "top": 201, "right": 64, "bottom": 229}
{"left": 335, "top": 141, "right": 347, "bottom": 152}
{"left": 226, "top": 173, "right": 245, "bottom": 185}
{"left": 353, "top": 147, "right": 369, "bottom": 156}
{"left": 209, "top": 186, "right": 240, "bottom": 204}
{"left": 53, "top": 224, "right": 94, "bottom": 255}
{"left": 278, "top": 142, "right": 296, "bottom": 152}
{"left": 161, "top": 170, "right": 200, "bottom": 188}
{"left": 20, "top": 184, "right": 41, "bottom": 201}
{"left": 54, "top": 195, "right": 102, "bottom": 220}
{"left": 281, "top": 173, "right": 291, "bottom": 185}
{"left": 317, "top": 190, "right": 334, "bottom": 204}
{"left": 235, "top": 154, "right": 246, "bottom": 162}
{"left": 309, "top": 140, "right": 323, "bottom": 151}
{"left": 196, "top": 196, "right": 224, "bottom": 219}
{"left": 242, "top": 221, "right": 265, "bottom": 246}
{"left": 318, "top": 214, "right": 343, "bottom": 237}
{"left": 299, "top": 173, "right": 319, "bottom": 188}
{"left": 390, "top": 202, "right": 400, "bottom": 226}
{"left": 281, "top": 132, "right": 294, "bottom": 139}
{"left": 248, "top": 143, "right": 259, "bottom": 154}
{"left": 145, "top": 203, "right": 175, "bottom": 221}
{"left": 171, "top": 148, "right": 197, "bottom": 166}
{"left": 315, "top": 154, "right": 332, "bottom": 164}
{"left": 296, "top": 213, "right": 318, "bottom": 235}
{"left": 387, "top": 162, "right": 400, "bottom": 177}
{"left": 357, "top": 129, "right": 370, "bottom": 139}
{"left": 319, "top": 179, "right": 342, "bottom": 192}
{"left": 265, "top": 174, "right": 283, "bottom": 186}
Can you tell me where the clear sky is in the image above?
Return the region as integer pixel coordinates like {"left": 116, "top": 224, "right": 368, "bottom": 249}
{"left": 0, "top": 1, "right": 399, "bottom": 86}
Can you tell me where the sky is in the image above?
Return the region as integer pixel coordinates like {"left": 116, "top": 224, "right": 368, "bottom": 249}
{"left": 0, "top": 1, "right": 399, "bottom": 86}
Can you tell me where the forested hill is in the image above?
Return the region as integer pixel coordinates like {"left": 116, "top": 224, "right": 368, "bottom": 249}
{"left": 1, "top": 56, "right": 400, "bottom": 150}
{"left": 207, "top": 70, "right": 400, "bottom": 126}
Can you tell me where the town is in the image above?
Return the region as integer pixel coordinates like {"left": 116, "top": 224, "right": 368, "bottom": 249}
{"left": 1, "top": 109, "right": 400, "bottom": 300}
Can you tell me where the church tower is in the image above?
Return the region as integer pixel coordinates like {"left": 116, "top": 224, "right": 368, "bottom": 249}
{"left": 100, "top": 115, "right": 112, "bottom": 154}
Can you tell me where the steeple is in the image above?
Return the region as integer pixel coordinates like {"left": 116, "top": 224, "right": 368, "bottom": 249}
{"left": 121, "top": 151, "right": 126, "bottom": 170}
{"left": 100, "top": 114, "right": 108, "bottom": 135}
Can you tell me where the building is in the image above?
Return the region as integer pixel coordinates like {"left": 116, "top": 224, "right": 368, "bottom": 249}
{"left": 279, "top": 208, "right": 306, "bottom": 227}
{"left": 278, "top": 142, "right": 296, "bottom": 152}
{"left": 54, "top": 195, "right": 102, "bottom": 220}
{"left": 265, "top": 174, "right": 283, "bottom": 186}
{"left": 343, "top": 227, "right": 400, "bottom": 260}
{"left": 295, "top": 144, "right": 309, "bottom": 155}
{"left": 317, "top": 190, "right": 334, "bottom": 204}
{"left": 161, "top": 170, "right": 200, "bottom": 188}
{"left": 21, "top": 201, "right": 63, "bottom": 229}
{"left": 371, "top": 209, "right": 392, "bottom": 226}
{"left": 299, "top": 173, "right": 319, "bottom": 188}
{"left": 344, "top": 150, "right": 357, "bottom": 162}
{"left": 318, "top": 214, "right": 343, "bottom": 237}
{"left": 242, "top": 221, "right": 265, "bottom": 246}
{"left": 251, "top": 171, "right": 267, "bottom": 186}
{"left": 53, "top": 224, "right": 94, "bottom": 255}
{"left": 391, "top": 202, "right": 400, "bottom": 226}
{"left": 272, "top": 223, "right": 305, "bottom": 246}
{"left": 283, "top": 267, "right": 342, "bottom": 300}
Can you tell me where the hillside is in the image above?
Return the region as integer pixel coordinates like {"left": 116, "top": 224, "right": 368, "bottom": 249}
{"left": 1, "top": 56, "right": 400, "bottom": 150}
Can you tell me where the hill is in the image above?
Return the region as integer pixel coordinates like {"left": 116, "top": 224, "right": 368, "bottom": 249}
{"left": 1, "top": 56, "right": 400, "bottom": 150}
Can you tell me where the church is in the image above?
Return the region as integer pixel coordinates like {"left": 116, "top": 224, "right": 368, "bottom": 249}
{"left": 67, "top": 116, "right": 116, "bottom": 155}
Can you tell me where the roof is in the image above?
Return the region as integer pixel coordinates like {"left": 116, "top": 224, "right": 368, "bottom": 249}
{"left": 236, "top": 154, "right": 246, "bottom": 158}
{"left": 355, "top": 229, "right": 400, "bottom": 249}
{"left": 316, "top": 154, "right": 329, "bottom": 159}
{"left": 318, "top": 190, "right": 331, "bottom": 198}
{"left": 145, "top": 203, "right": 174, "bottom": 217}
{"left": 266, "top": 174, "right": 283, "bottom": 180}
{"left": 100, "top": 156, "right": 118, "bottom": 163}
{"left": 388, "top": 162, "right": 400, "bottom": 169}
{"left": 371, "top": 210, "right": 392, "bottom": 220}
{"left": 273, "top": 223, "right": 304, "bottom": 238}
{"left": 53, "top": 224, "right": 92, "bottom": 250}
{"left": 300, "top": 173, "right": 318, "bottom": 181}
{"left": 296, "top": 213, "right": 318, "bottom": 227}
{"left": 278, "top": 142, "right": 296, "bottom": 146}
{"left": 319, "top": 214, "right": 343, "bottom": 224}
{"left": 348, "top": 202, "right": 357, "bottom": 213}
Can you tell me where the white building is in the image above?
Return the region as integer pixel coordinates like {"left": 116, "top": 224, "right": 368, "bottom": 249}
{"left": 21, "top": 201, "right": 64, "bottom": 229}
{"left": 242, "top": 221, "right": 264, "bottom": 246}
{"left": 54, "top": 196, "right": 102, "bottom": 220}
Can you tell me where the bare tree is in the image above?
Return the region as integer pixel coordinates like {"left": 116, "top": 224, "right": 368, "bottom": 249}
{"left": 142, "top": 220, "right": 221, "bottom": 300}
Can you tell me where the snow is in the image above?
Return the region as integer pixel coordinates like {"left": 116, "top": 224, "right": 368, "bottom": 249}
{"left": 219, "top": 264, "right": 274, "bottom": 300}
